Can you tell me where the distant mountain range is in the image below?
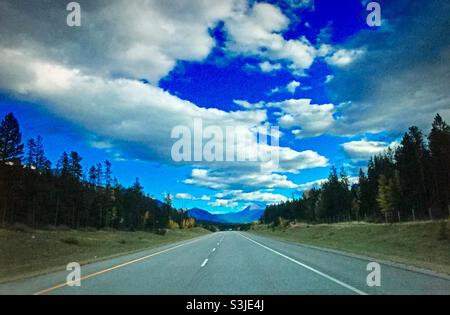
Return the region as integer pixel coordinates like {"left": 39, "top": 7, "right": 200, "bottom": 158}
{"left": 187, "top": 205, "right": 265, "bottom": 224}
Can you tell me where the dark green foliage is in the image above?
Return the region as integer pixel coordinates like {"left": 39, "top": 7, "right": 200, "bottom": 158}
{"left": 57, "top": 152, "right": 70, "bottom": 177}
{"left": 0, "top": 113, "right": 24, "bottom": 163}
{"left": 0, "top": 113, "right": 192, "bottom": 232}
{"left": 26, "top": 135, "right": 51, "bottom": 171}
{"left": 395, "top": 126, "right": 432, "bottom": 218}
{"left": 195, "top": 221, "right": 251, "bottom": 232}
{"left": 428, "top": 114, "right": 450, "bottom": 216}
{"left": 25, "top": 138, "right": 36, "bottom": 168}
{"left": 317, "top": 167, "right": 352, "bottom": 220}
{"left": 263, "top": 166, "right": 358, "bottom": 224}
{"left": 263, "top": 114, "right": 450, "bottom": 225}
{"left": 104, "top": 160, "right": 112, "bottom": 188}
{"left": 69, "top": 151, "right": 83, "bottom": 180}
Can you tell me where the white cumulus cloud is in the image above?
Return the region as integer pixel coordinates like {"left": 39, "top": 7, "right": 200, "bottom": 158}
{"left": 326, "top": 49, "right": 364, "bottom": 67}
{"left": 341, "top": 139, "right": 399, "bottom": 161}
{"left": 286, "top": 81, "right": 301, "bottom": 93}
{"left": 0, "top": 0, "right": 243, "bottom": 83}
{"left": 216, "top": 190, "right": 288, "bottom": 203}
{"left": 224, "top": 2, "right": 317, "bottom": 72}
{"left": 259, "top": 61, "right": 282, "bottom": 73}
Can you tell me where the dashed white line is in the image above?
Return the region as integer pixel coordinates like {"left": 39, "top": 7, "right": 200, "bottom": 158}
{"left": 33, "top": 234, "right": 212, "bottom": 295}
{"left": 201, "top": 258, "right": 209, "bottom": 267}
{"left": 212, "top": 248, "right": 216, "bottom": 252}
{"left": 239, "top": 233, "right": 368, "bottom": 295}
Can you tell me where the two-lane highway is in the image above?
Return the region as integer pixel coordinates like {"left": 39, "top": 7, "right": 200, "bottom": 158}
{"left": 1, "top": 231, "right": 449, "bottom": 295}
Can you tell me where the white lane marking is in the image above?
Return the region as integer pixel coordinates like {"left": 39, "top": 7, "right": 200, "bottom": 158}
{"left": 239, "top": 233, "right": 368, "bottom": 295}
{"left": 33, "top": 234, "right": 212, "bottom": 295}
{"left": 217, "top": 242, "right": 220, "bottom": 246}
{"left": 212, "top": 248, "right": 216, "bottom": 252}
{"left": 201, "top": 259, "right": 209, "bottom": 267}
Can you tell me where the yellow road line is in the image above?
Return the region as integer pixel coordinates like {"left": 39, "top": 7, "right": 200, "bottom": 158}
{"left": 33, "top": 234, "right": 210, "bottom": 295}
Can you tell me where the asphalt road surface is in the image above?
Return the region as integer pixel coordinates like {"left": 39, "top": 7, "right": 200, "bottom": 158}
{"left": 1, "top": 231, "right": 449, "bottom": 295}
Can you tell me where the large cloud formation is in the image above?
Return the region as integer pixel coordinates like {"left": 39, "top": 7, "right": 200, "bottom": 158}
{"left": 0, "top": 0, "right": 241, "bottom": 82}
{"left": 4, "top": 0, "right": 446, "bottom": 209}
{"left": 326, "top": 0, "right": 450, "bottom": 135}
{"left": 224, "top": 2, "right": 317, "bottom": 72}
{"left": 0, "top": 0, "right": 329, "bottom": 195}
{"left": 231, "top": 1, "right": 450, "bottom": 139}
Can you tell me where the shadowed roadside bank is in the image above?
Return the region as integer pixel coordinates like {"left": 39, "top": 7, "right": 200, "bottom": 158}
{"left": 248, "top": 220, "right": 450, "bottom": 275}
{"left": 0, "top": 227, "right": 210, "bottom": 283}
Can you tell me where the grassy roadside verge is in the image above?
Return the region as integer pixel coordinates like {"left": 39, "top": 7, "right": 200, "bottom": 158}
{"left": 249, "top": 220, "right": 450, "bottom": 275}
{"left": 0, "top": 227, "right": 210, "bottom": 283}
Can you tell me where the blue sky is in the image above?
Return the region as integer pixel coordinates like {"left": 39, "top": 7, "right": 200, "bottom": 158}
{"left": 0, "top": 0, "right": 449, "bottom": 213}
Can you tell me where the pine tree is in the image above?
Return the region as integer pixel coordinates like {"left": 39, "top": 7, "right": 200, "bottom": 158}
{"left": 96, "top": 163, "right": 103, "bottom": 186}
{"left": 358, "top": 169, "right": 371, "bottom": 219}
{"left": 25, "top": 138, "right": 37, "bottom": 168}
{"left": 34, "top": 136, "right": 51, "bottom": 171}
{"left": 317, "top": 166, "right": 352, "bottom": 221}
{"left": 377, "top": 175, "right": 392, "bottom": 222}
{"left": 89, "top": 165, "right": 97, "bottom": 186}
{"left": 0, "top": 113, "right": 24, "bottom": 163}
{"left": 164, "top": 193, "right": 172, "bottom": 208}
{"left": 104, "top": 160, "right": 112, "bottom": 188}
{"left": 69, "top": 151, "right": 83, "bottom": 180}
{"left": 339, "top": 167, "right": 353, "bottom": 218}
{"left": 377, "top": 171, "right": 402, "bottom": 222}
{"left": 57, "top": 152, "right": 70, "bottom": 177}
{"left": 26, "top": 136, "right": 51, "bottom": 171}
{"left": 132, "top": 177, "right": 142, "bottom": 192}
{"left": 428, "top": 114, "right": 450, "bottom": 215}
{"left": 390, "top": 170, "right": 402, "bottom": 218}
{"left": 395, "top": 126, "right": 431, "bottom": 218}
